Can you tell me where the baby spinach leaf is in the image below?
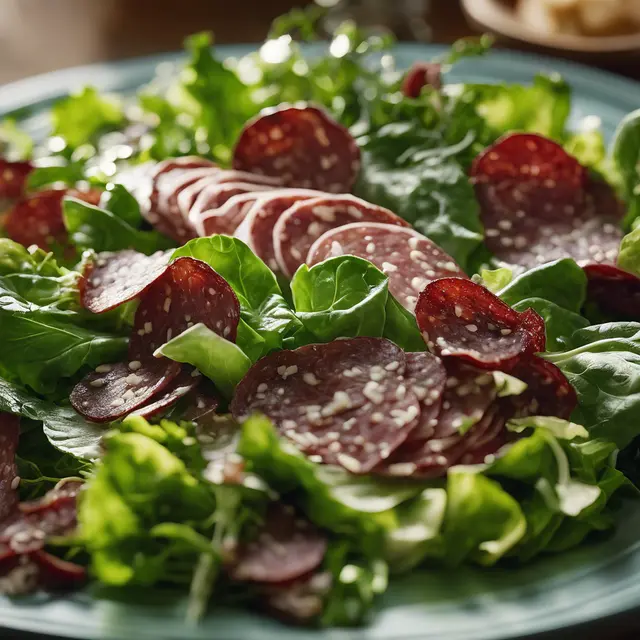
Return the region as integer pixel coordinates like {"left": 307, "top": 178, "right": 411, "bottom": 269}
{"left": 477, "top": 266, "right": 513, "bottom": 294}
{"left": 611, "top": 107, "right": 640, "bottom": 227}
{"left": 382, "top": 296, "right": 426, "bottom": 352}
{"left": 0, "top": 118, "right": 33, "bottom": 160}
{"left": 26, "top": 163, "right": 86, "bottom": 190}
{"left": 100, "top": 183, "right": 144, "bottom": 228}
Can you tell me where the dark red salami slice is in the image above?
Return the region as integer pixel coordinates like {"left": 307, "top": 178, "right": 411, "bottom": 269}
{"left": 32, "top": 551, "right": 86, "bottom": 590}
{"left": 70, "top": 359, "right": 182, "bottom": 423}
{"left": 182, "top": 382, "right": 220, "bottom": 424}
{"left": 260, "top": 571, "right": 329, "bottom": 624}
{"left": 232, "top": 104, "right": 361, "bottom": 193}
{"left": 274, "top": 195, "right": 410, "bottom": 278}
{"left": 0, "top": 159, "right": 33, "bottom": 199}
{"left": 583, "top": 263, "right": 640, "bottom": 320}
{"left": 307, "top": 222, "right": 467, "bottom": 312}
{"left": 234, "top": 189, "right": 322, "bottom": 272}
{"left": 231, "top": 337, "right": 420, "bottom": 474}
{"left": 129, "top": 256, "right": 241, "bottom": 356}
{"left": 5, "top": 188, "right": 101, "bottom": 251}
{"left": 416, "top": 278, "right": 545, "bottom": 369}
{"left": 402, "top": 62, "right": 442, "bottom": 98}
{"left": 131, "top": 368, "right": 200, "bottom": 419}
{"left": 80, "top": 249, "right": 171, "bottom": 314}
{"left": 0, "top": 414, "right": 20, "bottom": 523}
{"left": 230, "top": 504, "right": 327, "bottom": 584}
{"left": 199, "top": 191, "right": 271, "bottom": 238}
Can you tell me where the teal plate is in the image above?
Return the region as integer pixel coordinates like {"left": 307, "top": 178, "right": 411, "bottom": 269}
{"left": 2, "top": 44, "right": 640, "bottom": 640}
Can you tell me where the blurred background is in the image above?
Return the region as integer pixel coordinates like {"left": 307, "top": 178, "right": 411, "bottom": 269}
{"left": 2, "top": 0, "right": 640, "bottom": 85}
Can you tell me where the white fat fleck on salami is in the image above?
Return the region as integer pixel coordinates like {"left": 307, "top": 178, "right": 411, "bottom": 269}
{"left": 274, "top": 195, "right": 410, "bottom": 278}
{"left": 80, "top": 250, "right": 171, "bottom": 314}
{"left": 130, "top": 368, "right": 200, "bottom": 420}
{"left": 231, "top": 337, "right": 420, "bottom": 473}
{"left": 0, "top": 414, "right": 20, "bottom": 523}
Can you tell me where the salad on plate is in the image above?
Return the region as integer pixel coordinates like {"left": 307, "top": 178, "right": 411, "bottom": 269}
{"left": 2, "top": 8, "right": 640, "bottom": 628}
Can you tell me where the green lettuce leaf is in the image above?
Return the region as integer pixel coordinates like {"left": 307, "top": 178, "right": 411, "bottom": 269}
{"left": 610, "top": 107, "right": 640, "bottom": 227}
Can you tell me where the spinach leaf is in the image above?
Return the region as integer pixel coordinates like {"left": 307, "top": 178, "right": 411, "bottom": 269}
{"left": 0, "top": 118, "right": 33, "bottom": 160}
{"left": 101, "top": 183, "right": 145, "bottom": 228}
{"left": 383, "top": 296, "right": 426, "bottom": 352}
{"left": 477, "top": 266, "right": 513, "bottom": 294}
{"left": 155, "top": 323, "right": 251, "bottom": 398}
{"left": 617, "top": 224, "right": 640, "bottom": 277}
{"left": 611, "top": 107, "right": 640, "bottom": 227}
{"left": 26, "top": 163, "right": 87, "bottom": 190}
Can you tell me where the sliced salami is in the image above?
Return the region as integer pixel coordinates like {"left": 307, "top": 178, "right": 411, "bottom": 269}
{"left": 260, "top": 571, "right": 329, "bottom": 624}
{"left": 129, "top": 256, "right": 240, "bottom": 355}
{"left": 273, "top": 195, "right": 410, "bottom": 278}
{"left": 230, "top": 504, "right": 327, "bottom": 584}
{"left": 199, "top": 191, "right": 271, "bottom": 238}
{"left": 234, "top": 189, "right": 322, "bottom": 272}
{"left": 402, "top": 62, "right": 442, "bottom": 98}
{"left": 80, "top": 249, "right": 171, "bottom": 314}
{"left": 182, "top": 382, "right": 221, "bottom": 424}
{"left": 70, "top": 359, "right": 182, "bottom": 423}
{"left": 0, "top": 159, "right": 33, "bottom": 199}
{"left": 130, "top": 368, "right": 200, "bottom": 419}
{"left": 232, "top": 104, "right": 361, "bottom": 193}
{"left": 307, "top": 222, "right": 467, "bottom": 312}
{"left": 0, "top": 414, "right": 20, "bottom": 523}
{"left": 230, "top": 337, "right": 420, "bottom": 474}
{"left": 583, "top": 263, "right": 640, "bottom": 320}
{"left": 416, "top": 278, "right": 545, "bottom": 369}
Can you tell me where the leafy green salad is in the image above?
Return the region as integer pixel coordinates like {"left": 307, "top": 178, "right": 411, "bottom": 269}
{"left": 2, "top": 7, "right": 640, "bottom": 628}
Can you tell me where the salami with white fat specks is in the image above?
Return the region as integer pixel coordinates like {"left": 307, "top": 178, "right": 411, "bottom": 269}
{"left": 402, "top": 62, "right": 442, "bottom": 97}
{"left": 471, "top": 133, "right": 624, "bottom": 270}
{"left": 0, "top": 414, "right": 19, "bottom": 523}
{"left": 307, "top": 222, "right": 467, "bottom": 312}
{"left": 80, "top": 249, "right": 171, "bottom": 313}
{"left": 199, "top": 191, "right": 271, "bottom": 238}
{"left": 234, "top": 189, "right": 322, "bottom": 272}
{"left": 273, "top": 195, "right": 410, "bottom": 278}
{"left": 0, "top": 159, "right": 32, "bottom": 199}
{"left": 232, "top": 104, "right": 361, "bottom": 193}
{"left": 131, "top": 368, "right": 201, "bottom": 420}
{"left": 416, "top": 278, "right": 545, "bottom": 369}
{"left": 230, "top": 337, "right": 420, "bottom": 474}
{"left": 230, "top": 504, "right": 327, "bottom": 584}
{"left": 583, "top": 263, "right": 640, "bottom": 320}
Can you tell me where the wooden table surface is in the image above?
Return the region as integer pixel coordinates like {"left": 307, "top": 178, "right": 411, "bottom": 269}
{"left": 1, "top": 0, "right": 640, "bottom": 638}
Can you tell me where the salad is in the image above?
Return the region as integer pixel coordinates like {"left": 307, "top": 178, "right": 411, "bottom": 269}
{"left": 2, "top": 7, "right": 640, "bottom": 628}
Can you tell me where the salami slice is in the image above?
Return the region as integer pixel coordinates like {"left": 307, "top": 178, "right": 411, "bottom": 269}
{"left": 402, "top": 62, "right": 442, "bottom": 98}
{"left": 129, "top": 256, "right": 241, "bottom": 356}
{"left": 182, "top": 382, "right": 221, "bottom": 424}
{"left": 230, "top": 504, "right": 327, "bottom": 584}
{"left": 307, "top": 222, "right": 467, "bottom": 312}
{"left": 234, "top": 189, "right": 322, "bottom": 272}
{"left": 471, "top": 133, "right": 624, "bottom": 269}
{"left": 0, "top": 159, "right": 33, "bottom": 199}
{"left": 260, "top": 571, "right": 329, "bottom": 624}
{"left": 131, "top": 368, "right": 200, "bottom": 419}
{"left": 583, "top": 263, "right": 640, "bottom": 320}
{"left": 80, "top": 249, "right": 171, "bottom": 313}
{"left": 416, "top": 278, "right": 545, "bottom": 369}
{"left": 231, "top": 337, "right": 420, "bottom": 474}
{"left": 70, "top": 359, "right": 182, "bottom": 423}
{"left": 199, "top": 191, "right": 271, "bottom": 238}
{"left": 232, "top": 104, "right": 361, "bottom": 193}
{"left": 274, "top": 195, "right": 410, "bottom": 278}
{"left": 0, "top": 414, "right": 20, "bottom": 523}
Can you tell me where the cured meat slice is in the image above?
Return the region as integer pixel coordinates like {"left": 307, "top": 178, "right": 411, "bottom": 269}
{"left": 0, "top": 414, "right": 20, "bottom": 523}
{"left": 5, "top": 188, "right": 101, "bottom": 251}
{"left": 416, "top": 278, "right": 545, "bottom": 369}
{"left": 230, "top": 337, "right": 420, "bottom": 474}
{"left": 234, "top": 189, "right": 322, "bottom": 272}
{"left": 0, "top": 159, "right": 33, "bottom": 199}
{"left": 471, "top": 133, "right": 623, "bottom": 269}
{"left": 230, "top": 504, "right": 327, "bottom": 584}
{"left": 260, "top": 571, "right": 330, "bottom": 624}
{"left": 583, "top": 263, "right": 640, "bottom": 320}
{"left": 182, "top": 382, "right": 220, "bottom": 424}
{"left": 80, "top": 249, "right": 171, "bottom": 313}
{"left": 307, "top": 222, "right": 467, "bottom": 312}
{"left": 402, "top": 62, "right": 442, "bottom": 97}
{"left": 273, "top": 195, "right": 410, "bottom": 278}
{"left": 129, "top": 256, "right": 240, "bottom": 355}
{"left": 131, "top": 368, "right": 200, "bottom": 419}
{"left": 70, "top": 359, "right": 182, "bottom": 423}
{"left": 232, "top": 104, "right": 361, "bottom": 193}
{"left": 199, "top": 191, "right": 271, "bottom": 238}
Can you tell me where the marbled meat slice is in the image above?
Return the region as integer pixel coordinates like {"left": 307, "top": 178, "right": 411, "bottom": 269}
{"left": 0, "top": 159, "right": 33, "bottom": 199}
{"left": 80, "top": 249, "right": 171, "bottom": 313}
{"left": 234, "top": 189, "right": 322, "bottom": 272}
{"left": 230, "top": 337, "right": 420, "bottom": 474}
{"left": 307, "top": 222, "right": 467, "bottom": 312}
{"left": 232, "top": 104, "right": 361, "bottom": 193}
{"left": 70, "top": 359, "right": 182, "bottom": 423}
{"left": 402, "top": 62, "right": 442, "bottom": 97}
{"left": 129, "top": 256, "right": 241, "bottom": 356}
{"left": 0, "top": 414, "right": 20, "bottom": 523}
{"left": 199, "top": 191, "right": 271, "bottom": 238}
{"left": 230, "top": 504, "right": 327, "bottom": 584}
{"left": 130, "top": 368, "right": 201, "bottom": 419}
{"left": 583, "top": 263, "right": 640, "bottom": 320}
{"left": 416, "top": 278, "right": 545, "bottom": 369}
{"left": 273, "top": 194, "right": 410, "bottom": 278}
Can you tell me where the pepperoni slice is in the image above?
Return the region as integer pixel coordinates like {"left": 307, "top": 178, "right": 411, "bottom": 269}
{"left": 274, "top": 195, "right": 410, "bottom": 278}
{"left": 402, "top": 62, "right": 442, "bottom": 98}
{"left": 80, "top": 249, "right": 171, "bottom": 313}
{"left": 307, "top": 222, "right": 467, "bottom": 312}
{"left": 232, "top": 104, "right": 361, "bottom": 193}
{"left": 0, "top": 414, "right": 20, "bottom": 523}
{"left": 416, "top": 278, "right": 545, "bottom": 369}
{"left": 0, "top": 159, "right": 33, "bottom": 199}
{"left": 234, "top": 189, "right": 322, "bottom": 272}
{"left": 230, "top": 337, "right": 420, "bottom": 474}
{"left": 129, "top": 256, "right": 240, "bottom": 356}
{"left": 583, "top": 263, "right": 640, "bottom": 320}
{"left": 230, "top": 504, "right": 327, "bottom": 584}
{"left": 130, "top": 368, "right": 200, "bottom": 419}
{"left": 70, "top": 359, "right": 182, "bottom": 423}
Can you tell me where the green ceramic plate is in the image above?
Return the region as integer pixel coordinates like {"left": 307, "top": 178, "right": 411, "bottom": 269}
{"left": 2, "top": 44, "right": 640, "bottom": 639}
